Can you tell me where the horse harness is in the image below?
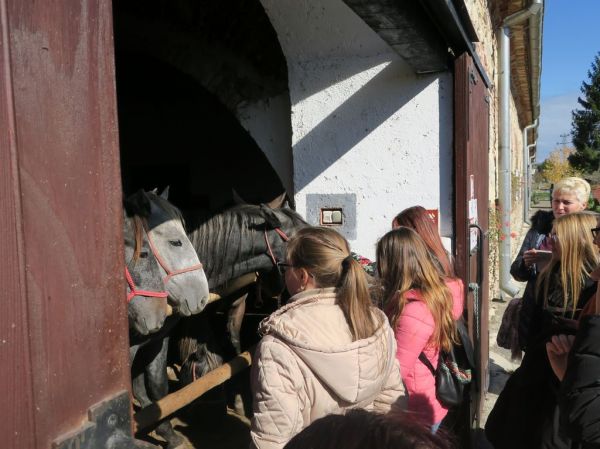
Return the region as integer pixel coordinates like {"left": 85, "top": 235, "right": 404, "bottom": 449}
{"left": 264, "top": 227, "right": 290, "bottom": 273}
{"left": 125, "top": 266, "right": 168, "bottom": 302}
{"left": 125, "top": 220, "right": 204, "bottom": 302}
{"left": 143, "top": 222, "right": 204, "bottom": 286}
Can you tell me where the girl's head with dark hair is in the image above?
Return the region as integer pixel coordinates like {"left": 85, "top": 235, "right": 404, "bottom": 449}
{"left": 376, "top": 227, "right": 457, "bottom": 352}
{"left": 283, "top": 409, "right": 454, "bottom": 449}
{"left": 392, "top": 206, "right": 455, "bottom": 278}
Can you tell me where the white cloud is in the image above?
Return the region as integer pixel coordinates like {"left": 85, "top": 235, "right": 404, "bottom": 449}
{"left": 537, "top": 92, "right": 580, "bottom": 161}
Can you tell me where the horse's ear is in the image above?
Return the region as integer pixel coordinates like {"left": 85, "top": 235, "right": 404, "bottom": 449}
{"left": 151, "top": 187, "right": 158, "bottom": 194}
{"left": 160, "top": 185, "right": 170, "bottom": 200}
{"left": 260, "top": 204, "right": 283, "bottom": 229}
{"left": 265, "top": 192, "right": 287, "bottom": 209}
{"left": 232, "top": 188, "right": 247, "bottom": 205}
{"left": 125, "top": 189, "right": 152, "bottom": 217}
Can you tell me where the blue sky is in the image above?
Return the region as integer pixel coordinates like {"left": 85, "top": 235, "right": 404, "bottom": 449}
{"left": 537, "top": 0, "right": 600, "bottom": 161}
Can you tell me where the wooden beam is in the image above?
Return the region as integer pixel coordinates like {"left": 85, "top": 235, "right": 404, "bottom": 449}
{"left": 134, "top": 351, "right": 253, "bottom": 432}
{"left": 343, "top": 0, "right": 448, "bottom": 73}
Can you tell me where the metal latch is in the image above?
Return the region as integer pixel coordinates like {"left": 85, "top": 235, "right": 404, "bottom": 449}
{"left": 53, "top": 390, "right": 158, "bottom": 449}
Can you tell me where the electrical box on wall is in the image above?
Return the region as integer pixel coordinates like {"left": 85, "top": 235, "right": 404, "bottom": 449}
{"left": 321, "top": 208, "right": 343, "bottom": 225}
{"left": 306, "top": 193, "right": 356, "bottom": 240}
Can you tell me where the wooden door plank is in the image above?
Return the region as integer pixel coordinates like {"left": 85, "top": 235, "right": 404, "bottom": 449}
{"left": 0, "top": 1, "right": 36, "bottom": 446}
{"left": 2, "top": 1, "right": 130, "bottom": 446}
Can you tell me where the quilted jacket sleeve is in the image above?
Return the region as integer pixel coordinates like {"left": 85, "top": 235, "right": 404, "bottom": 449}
{"left": 372, "top": 355, "right": 407, "bottom": 413}
{"left": 558, "top": 315, "right": 600, "bottom": 446}
{"left": 394, "top": 301, "right": 434, "bottom": 394}
{"left": 250, "top": 336, "right": 306, "bottom": 449}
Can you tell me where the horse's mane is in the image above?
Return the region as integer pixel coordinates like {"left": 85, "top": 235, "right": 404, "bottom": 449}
{"left": 186, "top": 205, "right": 306, "bottom": 287}
{"left": 131, "top": 215, "right": 145, "bottom": 264}
{"left": 123, "top": 202, "right": 146, "bottom": 265}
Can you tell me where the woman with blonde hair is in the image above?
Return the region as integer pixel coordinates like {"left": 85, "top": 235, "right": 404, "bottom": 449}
{"left": 250, "top": 227, "right": 406, "bottom": 449}
{"left": 486, "top": 212, "right": 599, "bottom": 449}
{"left": 512, "top": 176, "right": 590, "bottom": 348}
{"left": 376, "top": 227, "right": 464, "bottom": 431}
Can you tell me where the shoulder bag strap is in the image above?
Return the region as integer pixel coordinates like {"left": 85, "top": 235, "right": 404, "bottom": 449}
{"left": 418, "top": 352, "right": 436, "bottom": 376}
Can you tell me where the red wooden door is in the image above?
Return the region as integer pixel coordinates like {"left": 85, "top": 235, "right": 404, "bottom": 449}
{"left": 0, "top": 1, "right": 132, "bottom": 447}
{"left": 454, "top": 52, "right": 490, "bottom": 428}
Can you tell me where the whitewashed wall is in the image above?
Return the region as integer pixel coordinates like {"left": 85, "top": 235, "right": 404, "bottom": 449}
{"left": 261, "top": 0, "right": 453, "bottom": 259}
{"left": 236, "top": 94, "right": 294, "bottom": 196}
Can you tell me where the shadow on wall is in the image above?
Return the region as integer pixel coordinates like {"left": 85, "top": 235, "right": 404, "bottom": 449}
{"left": 261, "top": 0, "right": 403, "bottom": 103}
{"left": 437, "top": 73, "right": 453, "bottom": 238}
{"left": 293, "top": 61, "right": 435, "bottom": 191}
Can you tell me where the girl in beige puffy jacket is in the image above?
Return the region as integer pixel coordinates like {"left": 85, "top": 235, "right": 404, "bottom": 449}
{"left": 250, "top": 227, "right": 407, "bottom": 449}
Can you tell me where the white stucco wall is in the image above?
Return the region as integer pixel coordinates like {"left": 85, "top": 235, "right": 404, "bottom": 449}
{"left": 261, "top": 0, "right": 453, "bottom": 259}
{"left": 236, "top": 94, "right": 294, "bottom": 196}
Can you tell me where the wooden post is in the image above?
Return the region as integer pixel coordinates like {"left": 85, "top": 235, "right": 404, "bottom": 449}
{"left": 207, "top": 272, "right": 258, "bottom": 304}
{"left": 133, "top": 351, "right": 253, "bottom": 432}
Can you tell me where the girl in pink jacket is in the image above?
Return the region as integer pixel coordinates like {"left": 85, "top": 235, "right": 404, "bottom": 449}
{"left": 377, "top": 227, "right": 464, "bottom": 430}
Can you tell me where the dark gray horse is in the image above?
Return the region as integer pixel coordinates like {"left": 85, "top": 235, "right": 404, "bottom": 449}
{"left": 174, "top": 203, "right": 308, "bottom": 415}
{"left": 125, "top": 190, "right": 210, "bottom": 449}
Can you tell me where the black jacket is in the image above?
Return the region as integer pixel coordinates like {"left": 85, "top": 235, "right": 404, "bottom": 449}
{"left": 559, "top": 315, "right": 600, "bottom": 448}
{"left": 485, "top": 269, "right": 597, "bottom": 449}
{"left": 510, "top": 210, "right": 554, "bottom": 281}
{"left": 513, "top": 210, "right": 554, "bottom": 348}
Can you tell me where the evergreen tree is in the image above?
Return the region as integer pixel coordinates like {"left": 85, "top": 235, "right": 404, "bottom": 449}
{"left": 568, "top": 53, "right": 600, "bottom": 173}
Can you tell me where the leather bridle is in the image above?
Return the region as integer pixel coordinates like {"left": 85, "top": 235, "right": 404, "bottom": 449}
{"left": 143, "top": 223, "right": 204, "bottom": 285}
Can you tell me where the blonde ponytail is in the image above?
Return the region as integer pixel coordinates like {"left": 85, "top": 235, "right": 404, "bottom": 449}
{"left": 286, "top": 227, "right": 380, "bottom": 341}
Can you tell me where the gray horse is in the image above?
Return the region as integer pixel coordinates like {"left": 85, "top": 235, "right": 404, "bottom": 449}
{"left": 137, "top": 189, "right": 210, "bottom": 316}
{"left": 124, "top": 207, "right": 170, "bottom": 336}
{"left": 125, "top": 190, "right": 210, "bottom": 449}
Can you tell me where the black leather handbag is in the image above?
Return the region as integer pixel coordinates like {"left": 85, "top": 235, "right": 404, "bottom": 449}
{"left": 419, "top": 319, "right": 475, "bottom": 408}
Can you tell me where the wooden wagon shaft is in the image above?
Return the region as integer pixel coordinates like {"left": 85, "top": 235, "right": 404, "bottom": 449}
{"left": 207, "top": 272, "right": 258, "bottom": 304}
{"left": 133, "top": 350, "right": 253, "bottom": 432}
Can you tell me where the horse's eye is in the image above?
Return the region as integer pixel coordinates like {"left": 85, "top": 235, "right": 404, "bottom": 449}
{"left": 139, "top": 251, "right": 149, "bottom": 258}
{"left": 169, "top": 240, "right": 183, "bottom": 247}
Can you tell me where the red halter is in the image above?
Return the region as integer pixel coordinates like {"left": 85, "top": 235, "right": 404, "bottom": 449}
{"left": 125, "top": 266, "right": 169, "bottom": 303}
{"left": 144, "top": 224, "right": 204, "bottom": 285}
{"left": 264, "top": 227, "right": 290, "bottom": 267}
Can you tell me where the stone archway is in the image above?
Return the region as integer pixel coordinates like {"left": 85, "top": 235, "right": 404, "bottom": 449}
{"left": 113, "top": 0, "right": 293, "bottom": 209}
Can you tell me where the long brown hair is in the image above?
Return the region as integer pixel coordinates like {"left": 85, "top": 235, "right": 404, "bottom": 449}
{"left": 536, "top": 212, "right": 599, "bottom": 316}
{"left": 285, "top": 227, "right": 380, "bottom": 341}
{"left": 393, "top": 206, "right": 455, "bottom": 278}
{"left": 377, "top": 227, "right": 457, "bottom": 351}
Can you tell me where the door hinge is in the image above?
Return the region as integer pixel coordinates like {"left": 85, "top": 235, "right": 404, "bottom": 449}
{"left": 470, "top": 69, "right": 478, "bottom": 85}
{"left": 53, "top": 390, "right": 158, "bottom": 449}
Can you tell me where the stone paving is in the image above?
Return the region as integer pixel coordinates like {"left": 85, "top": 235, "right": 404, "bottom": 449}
{"left": 474, "top": 219, "right": 532, "bottom": 448}
{"left": 474, "top": 286, "right": 524, "bottom": 448}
